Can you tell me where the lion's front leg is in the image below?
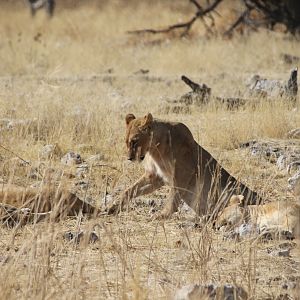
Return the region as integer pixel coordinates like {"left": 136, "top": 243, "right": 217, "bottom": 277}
{"left": 154, "top": 188, "right": 181, "bottom": 219}
{"left": 106, "top": 173, "right": 164, "bottom": 215}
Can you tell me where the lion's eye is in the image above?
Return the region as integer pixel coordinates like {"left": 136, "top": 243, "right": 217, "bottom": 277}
{"left": 130, "top": 139, "right": 138, "bottom": 147}
{"left": 140, "top": 127, "right": 149, "bottom": 134}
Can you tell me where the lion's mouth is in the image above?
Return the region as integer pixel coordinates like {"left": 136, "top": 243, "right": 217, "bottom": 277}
{"left": 127, "top": 154, "right": 145, "bottom": 162}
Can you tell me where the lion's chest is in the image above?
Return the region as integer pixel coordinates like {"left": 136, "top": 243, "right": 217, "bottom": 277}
{"left": 143, "top": 154, "right": 170, "bottom": 183}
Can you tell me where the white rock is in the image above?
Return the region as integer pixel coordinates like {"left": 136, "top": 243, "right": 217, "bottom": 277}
{"left": 61, "top": 152, "right": 82, "bottom": 166}
{"left": 39, "top": 144, "right": 62, "bottom": 160}
{"left": 174, "top": 283, "right": 247, "bottom": 300}
{"left": 288, "top": 171, "right": 300, "bottom": 197}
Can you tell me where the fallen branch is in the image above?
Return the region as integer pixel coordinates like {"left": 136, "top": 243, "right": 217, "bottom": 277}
{"left": 181, "top": 75, "right": 202, "bottom": 92}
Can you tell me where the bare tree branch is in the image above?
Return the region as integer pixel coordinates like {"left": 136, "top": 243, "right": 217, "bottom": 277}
{"left": 127, "top": 0, "right": 223, "bottom": 35}
{"left": 224, "top": 8, "right": 252, "bottom": 37}
{"left": 128, "top": 0, "right": 300, "bottom": 37}
{"left": 190, "top": 0, "right": 203, "bottom": 11}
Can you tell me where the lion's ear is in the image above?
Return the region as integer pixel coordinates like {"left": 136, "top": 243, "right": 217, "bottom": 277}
{"left": 229, "top": 195, "right": 244, "bottom": 205}
{"left": 125, "top": 114, "right": 136, "bottom": 125}
{"left": 141, "top": 113, "right": 153, "bottom": 127}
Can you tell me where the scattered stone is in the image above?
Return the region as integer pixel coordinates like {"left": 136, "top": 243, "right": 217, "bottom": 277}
{"left": 176, "top": 202, "right": 197, "bottom": 220}
{"left": 281, "top": 53, "right": 300, "bottom": 65}
{"left": 74, "top": 179, "right": 89, "bottom": 190}
{"left": 246, "top": 68, "right": 297, "bottom": 100}
{"left": 282, "top": 281, "right": 297, "bottom": 290}
{"left": 63, "top": 230, "right": 99, "bottom": 244}
{"left": 101, "top": 194, "right": 114, "bottom": 208}
{"left": 241, "top": 139, "right": 300, "bottom": 169}
{"left": 269, "top": 248, "right": 291, "bottom": 257}
{"left": 174, "top": 240, "right": 183, "bottom": 248}
{"left": 277, "top": 155, "right": 288, "bottom": 170}
{"left": 276, "top": 293, "right": 293, "bottom": 300}
{"left": 287, "top": 162, "right": 299, "bottom": 174}
{"left": 173, "top": 283, "right": 248, "bottom": 300}
{"left": 39, "top": 144, "right": 62, "bottom": 160}
{"left": 88, "top": 231, "right": 99, "bottom": 243}
{"left": 61, "top": 152, "right": 82, "bottom": 166}
{"left": 276, "top": 155, "right": 300, "bottom": 171}
{"left": 148, "top": 206, "right": 159, "bottom": 214}
{"left": 134, "top": 198, "right": 156, "bottom": 207}
{"left": 75, "top": 163, "right": 89, "bottom": 178}
{"left": 177, "top": 221, "right": 202, "bottom": 230}
{"left": 288, "top": 171, "right": 300, "bottom": 195}
{"left": 278, "top": 242, "right": 297, "bottom": 249}
{"left": 28, "top": 167, "right": 41, "bottom": 180}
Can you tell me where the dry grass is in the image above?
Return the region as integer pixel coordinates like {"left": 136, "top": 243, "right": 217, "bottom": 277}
{"left": 0, "top": 1, "right": 300, "bottom": 299}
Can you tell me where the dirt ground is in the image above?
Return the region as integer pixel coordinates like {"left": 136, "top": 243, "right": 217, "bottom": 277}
{"left": 0, "top": 1, "right": 300, "bottom": 299}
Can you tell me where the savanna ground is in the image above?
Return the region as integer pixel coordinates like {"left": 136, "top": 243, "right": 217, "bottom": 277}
{"left": 0, "top": 0, "right": 300, "bottom": 299}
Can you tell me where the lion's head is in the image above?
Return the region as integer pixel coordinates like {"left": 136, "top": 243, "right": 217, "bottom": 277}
{"left": 215, "top": 195, "right": 245, "bottom": 230}
{"left": 125, "top": 113, "right": 153, "bottom": 162}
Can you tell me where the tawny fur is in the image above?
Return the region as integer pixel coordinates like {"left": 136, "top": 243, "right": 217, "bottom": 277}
{"left": 108, "top": 113, "right": 259, "bottom": 218}
{"left": 216, "top": 194, "right": 300, "bottom": 237}
{"left": 0, "top": 179, "right": 96, "bottom": 225}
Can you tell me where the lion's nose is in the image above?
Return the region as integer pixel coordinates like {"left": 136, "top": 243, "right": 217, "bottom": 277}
{"left": 128, "top": 156, "right": 134, "bottom": 161}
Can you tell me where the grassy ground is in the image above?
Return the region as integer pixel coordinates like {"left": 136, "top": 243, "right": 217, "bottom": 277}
{"left": 0, "top": 1, "right": 300, "bottom": 299}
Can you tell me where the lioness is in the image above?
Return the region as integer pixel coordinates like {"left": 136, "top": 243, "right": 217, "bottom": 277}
{"left": 108, "top": 113, "right": 259, "bottom": 218}
{"left": 0, "top": 181, "right": 96, "bottom": 226}
{"left": 216, "top": 194, "right": 300, "bottom": 239}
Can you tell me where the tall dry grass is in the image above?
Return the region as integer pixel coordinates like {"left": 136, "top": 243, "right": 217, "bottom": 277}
{"left": 0, "top": 1, "right": 299, "bottom": 299}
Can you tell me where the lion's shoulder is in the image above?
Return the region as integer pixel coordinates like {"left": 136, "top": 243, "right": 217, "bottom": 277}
{"left": 153, "top": 119, "right": 195, "bottom": 144}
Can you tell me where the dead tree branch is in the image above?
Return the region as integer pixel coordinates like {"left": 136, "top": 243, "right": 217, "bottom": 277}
{"left": 128, "top": 0, "right": 300, "bottom": 38}
{"left": 242, "top": 0, "right": 300, "bottom": 33}
{"left": 224, "top": 8, "right": 252, "bottom": 36}
{"left": 127, "top": 0, "right": 223, "bottom": 36}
